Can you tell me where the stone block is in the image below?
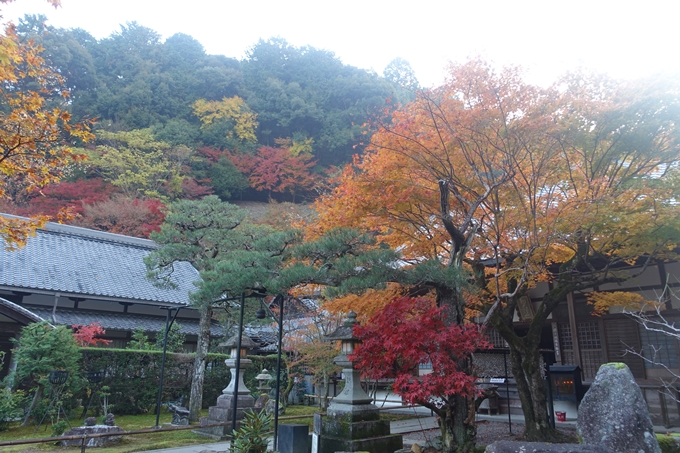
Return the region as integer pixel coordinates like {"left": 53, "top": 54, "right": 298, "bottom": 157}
{"left": 321, "top": 419, "right": 391, "bottom": 438}
{"left": 318, "top": 433, "right": 403, "bottom": 453}
{"left": 278, "top": 424, "right": 310, "bottom": 453}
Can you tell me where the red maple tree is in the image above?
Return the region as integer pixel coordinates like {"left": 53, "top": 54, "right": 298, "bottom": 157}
{"left": 14, "top": 178, "right": 117, "bottom": 218}
{"left": 231, "top": 146, "right": 317, "bottom": 202}
{"left": 72, "top": 322, "right": 112, "bottom": 347}
{"left": 351, "top": 296, "right": 489, "bottom": 405}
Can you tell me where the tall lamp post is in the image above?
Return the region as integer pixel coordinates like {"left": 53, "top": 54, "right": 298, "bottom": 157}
{"left": 270, "top": 294, "right": 285, "bottom": 451}
{"left": 224, "top": 292, "right": 268, "bottom": 435}
{"left": 155, "top": 305, "right": 183, "bottom": 428}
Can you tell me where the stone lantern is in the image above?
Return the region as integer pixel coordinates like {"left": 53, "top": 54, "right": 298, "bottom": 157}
{"left": 220, "top": 334, "right": 258, "bottom": 396}
{"left": 315, "top": 311, "right": 403, "bottom": 453}
{"left": 256, "top": 369, "right": 273, "bottom": 394}
{"left": 254, "top": 369, "right": 273, "bottom": 412}
{"left": 324, "top": 311, "right": 375, "bottom": 418}
{"left": 197, "top": 334, "right": 257, "bottom": 439}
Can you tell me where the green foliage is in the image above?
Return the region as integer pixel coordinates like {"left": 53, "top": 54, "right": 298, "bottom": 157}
{"left": 657, "top": 434, "right": 680, "bottom": 453}
{"left": 230, "top": 409, "right": 271, "bottom": 453}
{"left": 273, "top": 228, "right": 406, "bottom": 297}
{"left": 12, "top": 322, "right": 82, "bottom": 389}
{"left": 81, "top": 348, "right": 188, "bottom": 415}
{"left": 0, "top": 387, "right": 26, "bottom": 431}
{"left": 98, "top": 385, "right": 113, "bottom": 418}
{"left": 383, "top": 57, "right": 419, "bottom": 103}
{"left": 147, "top": 195, "right": 300, "bottom": 304}
{"left": 127, "top": 327, "right": 152, "bottom": 350}
{"left": 210, "top": 156, "right": 250, "bottom": 200}
{"left": 89, "top": 129, "right": 191, "bottom": 200}
{"left": 51, "top": 419, "right": 69, "bottom": 437}
{"left": 146, "top": 195, "right": 249, "bottom": 283}
{"left": 243, "top": 38, "right": 395, "bottom": 166}
{"left": 0, "top": 352, "right": 24, "bottom": 431}
{"left": 153, "top": 323, "right": 186, "bottom": 353}
{"left": 79, "top": 349, "right": 278, "bottom": 414}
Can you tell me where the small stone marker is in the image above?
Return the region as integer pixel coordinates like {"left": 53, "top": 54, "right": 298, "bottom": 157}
{"left": 577, "top": 363, "right": 661, "bottom": 453}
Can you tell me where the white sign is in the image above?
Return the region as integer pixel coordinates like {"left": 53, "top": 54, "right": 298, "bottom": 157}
{"left": 311, "top": 433, "right": 319, "bottom": 453}
{"left": 489, "top": 378, "right": 506, "bottom": 384}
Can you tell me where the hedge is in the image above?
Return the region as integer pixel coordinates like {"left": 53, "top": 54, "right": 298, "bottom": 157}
{"left": 80, "top": 349, "right": 281, "bottom": 415}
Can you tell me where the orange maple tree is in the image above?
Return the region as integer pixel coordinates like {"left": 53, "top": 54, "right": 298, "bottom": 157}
{"left": 307, "top": 60, "right": 680, "bottom": 443}
{"left": 231, "top": 146, "right": 317, "bottom": 202}
{"left": 0, "top": 20, "right": 94, "bottom": 248}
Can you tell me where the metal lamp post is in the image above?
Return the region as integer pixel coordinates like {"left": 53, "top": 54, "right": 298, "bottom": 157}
{"left": 270, "top": 294, "right": 285, "bottom": 450}
{"left": 220, "top": 291, "right": 268, "bottom": 435}
{"left": 155, "top": 305, "right": 183, "bottom": 428}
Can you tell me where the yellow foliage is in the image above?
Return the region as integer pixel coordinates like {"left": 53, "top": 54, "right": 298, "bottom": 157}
{"left": 587, "top": 291, "right": 659, "bottom": 316}
{"left": 0, "top": 23, "right": 94, "bottom": 247}
{"left": 289, "top": 137, "right": 314, "bottom": 157}
{"left": 0, "top": 215, "right": 47, "bottom": 250}
{"left": 192, "top": 96, "right": 258, "bottom": 143}
{"left": 273, "top": 137, "right": 314, "bottom": 156}
{"left": 323, "top": 284, "right": 408, "bottom": 321}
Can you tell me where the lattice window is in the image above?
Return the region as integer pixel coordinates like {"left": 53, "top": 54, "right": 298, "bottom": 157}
{"left": 558, "top": 323, "right": 575, "bottom": 365}
{"left": 577, "top": 322, "right": 604, "bottom": 379}
{"left": 578, "top": 322, "right": 602, "bottom": 350}
{"left": 639, "top": 325, "right": 679, "bottom": 369}
{"left": 486, "top": 329, "right": 509, "bottom": 348}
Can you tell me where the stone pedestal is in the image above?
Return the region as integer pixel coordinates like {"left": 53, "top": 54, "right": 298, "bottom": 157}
{"left": 318, "top": 416, "right": 402, "bottom": 453}
{"left": 316, "top": 360, "right": 403, "bottom": 453}
{"left": 317, "top": 312, "right": 403, "bottom": 453}
{"left": 196, "top": 356, "right": 255, "bottom": 439}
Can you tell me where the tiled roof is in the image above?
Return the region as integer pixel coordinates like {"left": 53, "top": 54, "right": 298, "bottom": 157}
{"left": 0, "top": 215, "right": 199, "bottom": 305}
{"left": 26, "top": 307, "right": 225, "bottom": 337}
{"left": 0, "top": 297, "right": 49, "bottom": 324}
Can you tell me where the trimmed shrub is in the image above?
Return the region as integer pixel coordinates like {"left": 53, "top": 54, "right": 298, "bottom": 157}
{"left": 80, "top": 349, "right": 280, "bottom": 414}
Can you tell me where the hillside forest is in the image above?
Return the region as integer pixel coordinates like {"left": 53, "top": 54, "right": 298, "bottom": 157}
{"left": 0, "top": 15, "right": 417, "bottom": 236}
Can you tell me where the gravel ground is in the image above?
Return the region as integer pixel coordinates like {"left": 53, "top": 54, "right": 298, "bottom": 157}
{"left": 404, "top": 420, "right": 578, "bottom": 448}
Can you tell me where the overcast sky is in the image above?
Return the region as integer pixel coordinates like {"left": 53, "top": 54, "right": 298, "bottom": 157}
{"left": 2, "top": 0, "right": 679, "bottom": 88}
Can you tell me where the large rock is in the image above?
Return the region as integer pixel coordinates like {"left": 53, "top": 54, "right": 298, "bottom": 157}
{"left": 577, "top": 363, "right": 660, "bottom": 453}
{"left": 59, "top": 425, "right": 124, "bottom": 447}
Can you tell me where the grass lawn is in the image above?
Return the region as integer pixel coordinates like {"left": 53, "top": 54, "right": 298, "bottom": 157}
{"left": 0, "top": 405, "right": 423, "bottom": 453}
{"left": 0, "top": 411, "right": 218, "bottom": 453}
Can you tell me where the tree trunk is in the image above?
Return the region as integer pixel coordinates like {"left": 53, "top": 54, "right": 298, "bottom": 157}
{"left": 320, "top": 371, "right": 330, "bottom": 411}
{"left": 22, "top": 383, "right": 44, "bottom": 426}
{"left": 490, "top": 285, "right": 573, "bottom": 442}
{"left": 435, "top": 286, "right": 478, "bottom": 453}
{"left": 280, "top": 359, "right": 295, "bottom": 411}
{"left": 432, "top": 394, "right": 476, "bottom": 453}
{"left": 188, "top": 304, "right": 212, "bottom": 423}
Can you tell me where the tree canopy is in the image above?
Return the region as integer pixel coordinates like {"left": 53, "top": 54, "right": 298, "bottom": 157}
{"left": 307, "top": 59, "right": 680, "bottom": 442}
{"left": 0, "top": 20, "right": 93, "bottom": 247}
{"left": 0, "top": 21, "right": 410, "bottom": 234}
